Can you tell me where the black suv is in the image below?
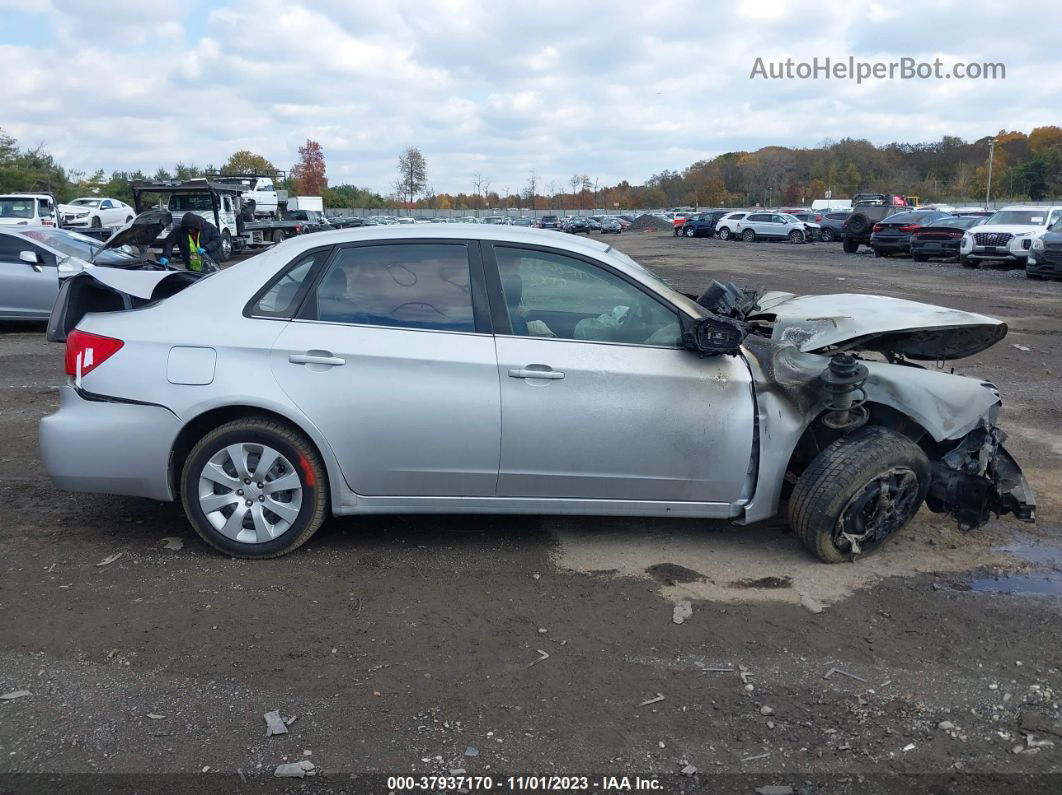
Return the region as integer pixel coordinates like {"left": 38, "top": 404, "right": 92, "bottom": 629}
{"left": 679, "top": 210, "right": 733, "bottom": 238}
{"left": 842, "top": 195, "right": 916, "bottom": 253}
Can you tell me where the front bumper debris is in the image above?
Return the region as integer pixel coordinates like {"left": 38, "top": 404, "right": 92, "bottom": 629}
{"left": 926, "top": 421, "right": 1036, "bottom": 530}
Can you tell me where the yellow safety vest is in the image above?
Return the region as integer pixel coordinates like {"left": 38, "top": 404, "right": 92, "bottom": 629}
{"left": 187, "top": 232, "right": 202, "bottom": 272}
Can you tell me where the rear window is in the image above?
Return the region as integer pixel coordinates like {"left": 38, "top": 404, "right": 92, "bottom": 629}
{"left": 251, "top": 251, "right": 327, "bottom": 318}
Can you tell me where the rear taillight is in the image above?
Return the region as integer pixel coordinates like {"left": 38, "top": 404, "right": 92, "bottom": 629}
{"left": 294, "top": 224, "right": 302, "bottom": 234}
{"left": 872, "top": 223, "right": 883, "bottom": 233}
{"left": 65, "top": 330, "right": 124, "bottom": 378}
{"left": 815, "top": 214, "right": 822, "bottom": 222}
{"left": 899, "top": 224, "right": 922, "bottom": 233}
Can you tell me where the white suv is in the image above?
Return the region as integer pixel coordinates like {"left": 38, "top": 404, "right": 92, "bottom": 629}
{"left": 959, "top": 205, "right": 1062, "bottom": 267}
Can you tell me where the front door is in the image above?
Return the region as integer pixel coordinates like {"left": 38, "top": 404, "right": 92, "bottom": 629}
{"left": 486, "top": 243, "right": 755, "bottom": 503}
{"left": 269, "top": 240, "right": 501, "bottom": 497}
{"left": 0, "top": 237, "right": 58, "bottom": 319}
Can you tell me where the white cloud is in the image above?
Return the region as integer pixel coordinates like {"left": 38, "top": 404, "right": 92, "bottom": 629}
{"left": 0, "top": 0, "right": 1057, "bottom": 194}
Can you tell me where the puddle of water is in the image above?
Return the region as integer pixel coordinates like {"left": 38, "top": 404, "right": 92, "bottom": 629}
{"left": 970, "top": 572, "right": 1062, "bottom": 596}
{"left": 970, "top": 535, "right": 1062, "bottom": 596}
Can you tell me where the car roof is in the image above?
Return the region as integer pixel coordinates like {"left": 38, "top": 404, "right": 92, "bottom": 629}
{"left": 999, "top": 205, "right": 1062, "bottom": 211}
{"left": 1, "top": 193, "right": 53, "bottom": 199}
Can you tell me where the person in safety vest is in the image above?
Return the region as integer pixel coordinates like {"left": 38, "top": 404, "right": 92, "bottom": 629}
{"left": 159, "top": 212, "right": 222, "bottom": 272}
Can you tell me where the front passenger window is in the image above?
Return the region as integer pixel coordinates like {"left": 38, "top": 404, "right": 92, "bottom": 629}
{"left": 494, "top": 246, "right": 681, "bottom": 347}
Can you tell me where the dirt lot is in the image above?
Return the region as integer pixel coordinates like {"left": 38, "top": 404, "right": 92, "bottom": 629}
{"left": 1, "top": 233, "right": 1060, "bottom": 793}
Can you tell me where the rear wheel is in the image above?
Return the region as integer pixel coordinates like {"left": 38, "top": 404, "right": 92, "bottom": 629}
{"left": 91, "top": 216, "right": 102, "bottom": 228}
{"left": 788, "top": 428, "right": 930, "bottom": 563}
{"left": 819, "top": 227, "right": 835, "bottom": 242}
{"left": 219, "top": 230, "right": 233, "bottom": 261}
{"left": 842, "top": 238, "right": 859, "bottom": 253}
{"left": 684, "top": 226, "right": 696, "bottom": 237}
{"left": 741, "top": 228, "right": 756, "bottom": 242}
{"left": 718, "top": 227, "right": 731, "bottom": 241}
{"left": 180, "top": 418, "right": 329, "bottom": 559}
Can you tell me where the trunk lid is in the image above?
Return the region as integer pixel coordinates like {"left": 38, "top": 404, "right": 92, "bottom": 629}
{"left": 748, "top": 292, "right": 1007, "bottom": 360}
{"left": 47, "top": 268, "right": 204, "bottom": 343}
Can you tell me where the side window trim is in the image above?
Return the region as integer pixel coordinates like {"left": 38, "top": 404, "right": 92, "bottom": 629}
{"left": 480, "top": 242, "right": 684, "bottom": 341}
{"left": 295, "top": 238, "right": 493, "bottom": 334}
{"left": 243, "top": 245, "right": 335, "bottom": 320}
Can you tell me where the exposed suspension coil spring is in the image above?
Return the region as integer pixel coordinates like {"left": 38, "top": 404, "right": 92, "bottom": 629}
{"left": 821, "top": 353, "right": 869, "bottom": 431}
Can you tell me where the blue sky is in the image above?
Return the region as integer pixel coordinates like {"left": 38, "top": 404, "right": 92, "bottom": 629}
{"left": 1, "top": 0, "right": 1058, "bottom": 195}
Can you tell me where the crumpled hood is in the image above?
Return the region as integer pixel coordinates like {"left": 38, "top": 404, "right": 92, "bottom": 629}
{"left": 749, "top": 292, "right": 1007, "bottom": 360}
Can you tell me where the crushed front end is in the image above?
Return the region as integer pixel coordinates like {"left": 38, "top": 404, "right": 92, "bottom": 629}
{"left": 925, "top": 417, "right": 1036, "bottom": 530}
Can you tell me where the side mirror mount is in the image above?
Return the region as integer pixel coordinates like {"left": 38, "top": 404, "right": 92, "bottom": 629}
{"left": 683, "top": 314, "right": 748, "bottom": 357}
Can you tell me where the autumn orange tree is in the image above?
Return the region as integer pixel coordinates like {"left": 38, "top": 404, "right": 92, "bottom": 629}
{"left": 291, "top": 139, "right": 327, "bottom": 196}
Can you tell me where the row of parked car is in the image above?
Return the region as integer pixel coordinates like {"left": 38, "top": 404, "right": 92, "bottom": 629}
{"left": 670, "top": 200, "right": 1062, "bottom": 279}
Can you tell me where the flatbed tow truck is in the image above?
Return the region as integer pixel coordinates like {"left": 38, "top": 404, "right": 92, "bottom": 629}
{"left": 129, "top": 179, "right": 304, "bottom": 260}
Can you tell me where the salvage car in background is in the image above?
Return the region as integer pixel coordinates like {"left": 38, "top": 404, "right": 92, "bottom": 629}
{"left": 869, "top": 210, "right": 952, "bottom": 258}
{"left": 58, "top": 197, "right": 135, "bottom": 229}
{"left": 1027, "top": 218, "right": 1062, "bottom": 280}
{"left": 679, "top": 210, "right": 731, "bottom": 238}
{"left": 40, "top": 226, "right": 1034, "bottom": 562}
{"left": 959, "top": 205, "right": 1062, "bottom": 268}
{"left": 816, "top": 211, "right": 850, "bottom": 242}
{"left": 0, "top": 213, "right": 179, "bottom": 320}
{"left": 909, "top": 216, "right": 986, "bottom": 262}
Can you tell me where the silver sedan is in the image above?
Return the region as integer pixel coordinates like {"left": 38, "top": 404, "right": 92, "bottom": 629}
{"left": 40, "top": 226, "right": 1034, "bottom": 560}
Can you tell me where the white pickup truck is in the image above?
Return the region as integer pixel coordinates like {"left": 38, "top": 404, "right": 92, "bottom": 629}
{"left": 213, "top": 175, "right": 279, "bottom": 218}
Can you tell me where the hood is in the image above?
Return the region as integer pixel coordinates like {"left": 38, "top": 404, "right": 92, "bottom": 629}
{"left": 58, "top": 203, "right": 90, "bottom": 214}
{"left": 970, "top": 222, "right": 1047, "bottom": 235}
{"left": 98, "top": 209, "right": 172, "bottom": 251}
{"left": 748, "top": 292, "right": 1007, "bottom": 360}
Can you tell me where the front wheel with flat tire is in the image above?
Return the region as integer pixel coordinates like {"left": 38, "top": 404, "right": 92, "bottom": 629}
{"left": 788, "top": 428, "right": 930, "bottom": 563}
{"left": 180, "top": 418, "right": 329, "bottom": 559}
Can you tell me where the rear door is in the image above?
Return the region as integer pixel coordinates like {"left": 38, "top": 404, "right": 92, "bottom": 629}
{"left": 485, "top": 243, "right": 754, "bottom": 502}
{"left": 0, "top": 235, "right": 59, "bottom": 318}
{"left": 269, "top": 239, "right": 501, "bottom": 497}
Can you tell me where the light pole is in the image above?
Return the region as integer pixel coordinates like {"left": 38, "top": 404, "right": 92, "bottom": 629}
{"left": 985, "top": 138, "right": 996, "bottom": 209}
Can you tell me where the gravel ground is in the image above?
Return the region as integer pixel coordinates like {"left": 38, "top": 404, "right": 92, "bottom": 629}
{"left": 1, "top": 232, "right": 1060, "bottom": 793}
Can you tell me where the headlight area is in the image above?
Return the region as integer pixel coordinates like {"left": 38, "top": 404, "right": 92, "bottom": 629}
{"left": 925, "top": 419, "right": 1036, "bottom": 529}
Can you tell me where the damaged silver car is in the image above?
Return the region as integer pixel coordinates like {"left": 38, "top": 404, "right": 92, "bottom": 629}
{"left": 39, "top": 226, "right": 1034, "bottom": 560}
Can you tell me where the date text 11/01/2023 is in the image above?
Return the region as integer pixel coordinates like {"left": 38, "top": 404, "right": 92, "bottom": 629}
{"left": 387, "top": 775, "right": 663, "bottom": 791}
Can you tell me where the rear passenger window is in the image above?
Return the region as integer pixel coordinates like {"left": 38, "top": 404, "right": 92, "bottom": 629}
{"left": 251, "top": 251, "right": 324, "bottom": 317}
{"left": 312, "top": 244, "right": 475, "bottom": 332}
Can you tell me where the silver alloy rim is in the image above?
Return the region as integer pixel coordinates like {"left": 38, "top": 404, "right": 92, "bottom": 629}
{"left": 221, "top": 234, "right": 232, "bottom": 258}
{"left": 197, "top": 443, "right": 303, "bottom": 544}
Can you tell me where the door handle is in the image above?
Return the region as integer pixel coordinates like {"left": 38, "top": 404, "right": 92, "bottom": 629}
{"left": 508, "top": 366, "right": 564, "bottom": 380}
{"left": 289, "top": 352, "right": 345, "bottom": 366}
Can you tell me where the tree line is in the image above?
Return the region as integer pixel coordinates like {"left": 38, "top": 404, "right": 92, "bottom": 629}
{"left": 2, "top": 127, "right": 1060, "bottom": 213}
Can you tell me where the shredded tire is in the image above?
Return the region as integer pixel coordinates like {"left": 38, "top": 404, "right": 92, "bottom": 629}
{"left": 788, "top": 427, "right": 930, "bottom": 563}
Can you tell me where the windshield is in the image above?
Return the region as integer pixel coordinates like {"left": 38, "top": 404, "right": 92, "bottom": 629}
{"left": 0, "top": 198, "right": 35, "bottom": 218}
{"left": 70, "top": 198, "right": 101, "bottom": 208}
{"left": 987, "top": 210, "right": 1046, "bottom": 226}
{"left": 19, "top": 228, "right": 136, "bottom": 263}
{"left": 169, "top": 194, "right": 215, "bottom": 212}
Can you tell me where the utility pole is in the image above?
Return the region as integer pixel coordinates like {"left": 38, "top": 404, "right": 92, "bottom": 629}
{"left": 985, "top": 138, "right": 996, "bottom": 209}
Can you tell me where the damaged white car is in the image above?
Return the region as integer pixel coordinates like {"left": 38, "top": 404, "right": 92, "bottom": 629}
{"left": 39, "top": 225, "right": 1034, "bottom": 560}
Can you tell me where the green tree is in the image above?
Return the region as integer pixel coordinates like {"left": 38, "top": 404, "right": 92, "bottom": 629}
{"left": 221, "top": 150, "right": 277, "bottom": 175}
